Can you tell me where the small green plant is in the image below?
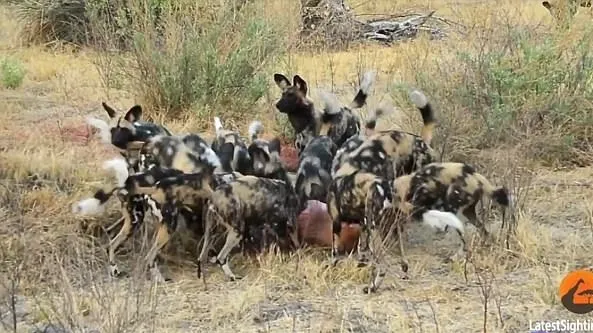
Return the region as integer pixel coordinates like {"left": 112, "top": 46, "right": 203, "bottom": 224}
{"left": 0, "top": 57, "right": 26, "bottom": 89}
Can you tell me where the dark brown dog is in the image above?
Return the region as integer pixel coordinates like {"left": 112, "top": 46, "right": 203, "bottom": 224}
{"left": 273, "top": 71, "right": 375, "bottom": 155}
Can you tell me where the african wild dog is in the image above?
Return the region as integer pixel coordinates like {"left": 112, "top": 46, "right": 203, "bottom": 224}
{"left": 331, "top": 100, "right": 395, "bottom": 177}
{"left": 391, "top": 162, "right": 511, "bottom": 261}
{"left": 73, "top": 161, "right": 187, "bottom": 278}
{"left": 247, "top": 134, "right": 286, "bottom": 180}
{"left": 86, "top": 102, "right": 173, "bottom": 234}
{"left": 292, "top": 101, "right": 343, "bottom": 203}
{"left": 333, "top": 89, "right": 438, "bottom": 183}
{"left": 326, "top": 164, "right": 397, "bottom": 293}
{"left": 196, "top": 149, "right": 302, "bottom": 281}
{"left": 210, "top": 117, "right": 253, "bottom": 175}
{"left": 74, "top": 132, "right": 226, "bottom": 278}
{"left": 273, "top": 71, "right": 375, "bottom": 155}
{"left": 87, "top": 102, "right": 172, "bottom": 156}
{"left": 294, "top": 135, "right": 336, "bottom": 204}
{"left": 542, "top": 0, "right": 592, "bottom": 28}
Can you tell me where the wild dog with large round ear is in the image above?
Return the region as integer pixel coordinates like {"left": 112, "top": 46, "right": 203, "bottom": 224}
{"left": 273, "top": 71, "right": 375, "bottom": 155}
{"left": 86, "top": 102, "right": 172, "bottom": 151}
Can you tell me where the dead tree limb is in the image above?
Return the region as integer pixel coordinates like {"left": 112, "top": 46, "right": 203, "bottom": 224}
{"left": 299, "top": 0, "right": 457, "bottom": 48}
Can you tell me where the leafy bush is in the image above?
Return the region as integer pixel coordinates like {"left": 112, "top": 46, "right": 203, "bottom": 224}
{"left": 97, "top": 0, "right": 286, "bottom": 122}
{"left": 0, "top": 57, "right": 26, "bottom": 89}
{"left": 392, "top": 27, "right": 593, "bottom": 167}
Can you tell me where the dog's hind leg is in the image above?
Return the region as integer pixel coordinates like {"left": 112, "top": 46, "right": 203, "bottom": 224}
{"left": 106, "top": 216, "right": 124, "bottom": 233}
{"left": 197, "top": 204, "right": 216, "bottom": 279}
{"left": 396, "top": 222, "right": 409, "bottom": 276}
{"left": 462, "top": 202, "right": 491, "bottom": 244}
{"left": 108, "top": 207, "right": 134, "bottom": 278}
{"left": 215, "top": 228, "right": 243, "bottom": 281}
{"left": 146, "top": 222, "right": 173, "bottom": 282}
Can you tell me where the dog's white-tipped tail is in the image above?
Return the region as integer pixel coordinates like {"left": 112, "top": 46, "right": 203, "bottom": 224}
{"left": 319, "top": 90, "right": 342, "bottom": 115}
{"left": 86, "top": 116, "right": 111, "bottom": 144}
{"left": 409, "top": 90, "right": 428, "bottom": 109}
{"left": 248, "top": 120, "right": 264, "bottom": 140}
{"left": 102, "top": 158, "right": 129, "bottom": 187}
{"left": 360, "top": 70, "right": 376, "bottom": 95}
{"left": 214, "top": 117, "right": 223, "bottom": 135}
{"left": 72, "top": 198, "right": 105, "bottom": 215}
{"left": 422, "top": 210, "right": 465, "bottom": 234}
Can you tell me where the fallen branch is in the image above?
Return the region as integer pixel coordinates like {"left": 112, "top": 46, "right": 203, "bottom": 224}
{"left": 299, "top": 0, "right": 462, "bottom": 48}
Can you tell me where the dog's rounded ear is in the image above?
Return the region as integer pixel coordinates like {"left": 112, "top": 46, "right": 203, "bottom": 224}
{"left": 542, "top": 1, "right": 552, "bottom": 9}
{"left": 293, "top": 75, "right": 308, "bottom": 95}
{"left": 269, "top": 138, "right": 282, "bottom": 155}
{"left": 125, "top": 105, "right": 143, "bottom": 122}
{"left": 274, "top": 74, "right": 291, "bottom": 90}
{"left": 102, "top": 102, "right": 117, "bottom": 119}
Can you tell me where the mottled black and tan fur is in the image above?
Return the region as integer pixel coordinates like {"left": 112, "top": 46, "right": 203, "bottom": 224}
{"left": 326, "top": 167, "right": 395, "bottom": 293}
{"left": 210, "top": 116, "right": 254, "bottom": 175}
{"left": 197, "top": 165, "right": 302, "bottom": 281}
{"left": 73, "top": 163, "right": 187, "bottom": 278}
{"left": 247, "top": 133, "right": 286, "bottom": 180}
{"left": 273, "top": 71, "right": 375, "bottom": 155}
{"left": 392, "top": 162, "right": 512, "bottom": 260}
{"left": 334, "top": 89, "right": 438, "bottom": 182}
{"left": 143, "top": 133, "right": 222, "bottom": 174}
{"left": 331, "top": 100, "right": 395, "bottom": 177}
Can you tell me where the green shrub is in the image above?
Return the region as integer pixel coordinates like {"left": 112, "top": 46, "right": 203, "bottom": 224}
{"left": 0, "top": 57, "right": 26, "bottom": 89}
{"left": 100, "top": 0, "right": 286, "bottom": 123}
{"left": 392, "top": 27, "right": 593, "bottom": 167}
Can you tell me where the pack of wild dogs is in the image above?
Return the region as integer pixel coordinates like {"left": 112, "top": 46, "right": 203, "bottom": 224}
{"left": 74, "top": 71, "right": 512, "bottom": 293}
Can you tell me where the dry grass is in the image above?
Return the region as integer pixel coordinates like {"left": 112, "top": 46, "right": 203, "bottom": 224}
{"left": 0, "top": 0, "right": 592, "bottom": 332}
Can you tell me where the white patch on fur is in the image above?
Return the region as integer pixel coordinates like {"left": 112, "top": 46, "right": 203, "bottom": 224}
{"left": 360, "top": 70, "right": 376, "bottom": 95}
{"left": 319, "top": 90, "right": 342, "bottom": 115}
{"left": 202, "top": 146, "right": 222, "bottom": 168}
{"left": 248, "top": 120, "right": 264, "bottom": 139}
{"left": 102, "top": 158, "right": 129, "bottom": 187}
{"left": 255, "top": 161, "right": 264, "bottom": 170}
{"left": 146, "top": 197, "right": 162, "bottom": 222}
{"left": 214, "top": 117, "right": 223, "bottom": 135}
{"left": 72, "top": 198, "right": 104, "bottom": 215}
{"left": 409, "top": 90, "right": 428, "bottom": 108}
{"left": 86, "top": 116, "right": 112, "bottom": 144}
{"left": 422, "top": 210, "right": 465, "bottom": 234}
{"left": 376, "top": 184, "right": 385, "bottom": 197}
